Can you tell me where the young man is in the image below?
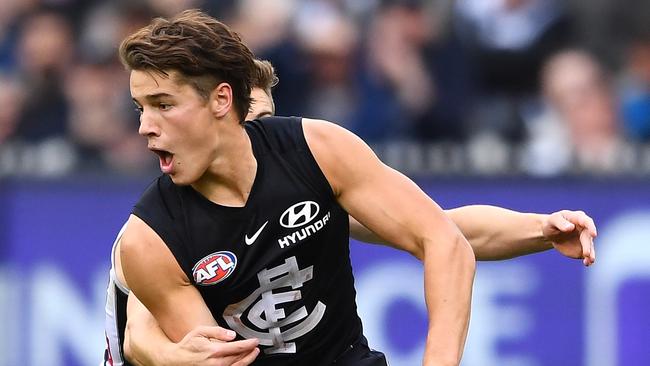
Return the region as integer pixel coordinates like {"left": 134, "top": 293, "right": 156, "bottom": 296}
{"left": 111, "top": 10, "right": 595, "bottom": 366}
{"left": 103, "top": 58, "right": 279, "bottom": 366}
{"left": 105, "top": 57, "right": 596, "bottom": 366}
{"left": 118, "top": 9, "right": 474, "bottom": 365}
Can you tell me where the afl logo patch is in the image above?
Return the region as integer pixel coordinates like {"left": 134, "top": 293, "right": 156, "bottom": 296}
{"left": 192, "top": 251, "right": 237, "bottom": 286}
{"left": 280, "top": 201, "right": 320, "bottom": 228}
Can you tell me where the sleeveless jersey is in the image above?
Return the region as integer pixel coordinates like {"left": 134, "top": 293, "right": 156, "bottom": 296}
{"left": 131, "top": 117, "right": 363, "bottom": 365}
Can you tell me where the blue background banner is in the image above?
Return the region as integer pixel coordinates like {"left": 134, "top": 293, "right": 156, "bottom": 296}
{"left": 1, "top": 178, "right": 648, "bottom": 366}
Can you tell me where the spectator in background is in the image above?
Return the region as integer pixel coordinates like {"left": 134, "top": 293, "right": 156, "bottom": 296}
{"left": 294, "top": 0, "right": 359, "bottom": 130}
{"left": 64, "top": 62, "right": 153, "bottom": 175}
{"left": 0, "top": 75, "right": 25, "bottom": 176}
{"left": 0, "top": 75, "right": 23, "bottom": 144}
{"left": 357, "top": 0, "right": 435, "bottom": 141}
{"left": 230, "top": 0, "right": 307, "bottom": 117}
{"left": 68, "top": 1, "right": 157, "bottom": 175}
{"left": 0, "top": 0, "right": 32, "bottom": 71}
{"left": 5, "top": 9, "right": 78, "bottom": 177}
{"left": 619, "top": 37, "right": 650, "bottom": 141}
{"left": 78, "top": 2, "right": 155, "bottom": 64}
{"left": 15, "top": 9, "right": 72, "bottom": 142}
{"left": 524, "top": 49, "right": 628, "bottom": 175}
{"left": 606, "top": 0, "right": 650, "bottom": 142}
{"left": 455, "top": 0, "right": 574, "bottom": 142}
{"left": 356, "top": 0, "right": 471, "bottom": 142}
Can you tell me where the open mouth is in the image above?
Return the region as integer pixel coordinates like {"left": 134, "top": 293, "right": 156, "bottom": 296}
{"left": 151, "top": 149, "right": 174, "bottom": 173}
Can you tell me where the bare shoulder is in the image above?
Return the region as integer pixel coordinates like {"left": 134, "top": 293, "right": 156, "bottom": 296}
{"left": 302, "top": 118, "right": 382, "bottom": 195}
{"left": 120, "top": 214, "right": 189, "bottom": 286}
{"left": 301, "top": 118, "right": 364, "bottom": 150}
{"left": 120, "top": 215, "right": 160, "bottom": 258}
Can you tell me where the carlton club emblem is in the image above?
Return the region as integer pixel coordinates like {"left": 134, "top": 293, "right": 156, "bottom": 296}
{"left": 223, "top": 256, "right": 326, "bottom": 354}
{"left": 192, "top": 251, "right": 237, "bottom": 286}
{"left": 280, "top": 201, "right": 320, "bottom": 228}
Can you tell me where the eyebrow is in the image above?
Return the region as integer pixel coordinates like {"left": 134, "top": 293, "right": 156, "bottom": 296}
{"left": 132, "top": 93, "right": 173, "bottom": 104}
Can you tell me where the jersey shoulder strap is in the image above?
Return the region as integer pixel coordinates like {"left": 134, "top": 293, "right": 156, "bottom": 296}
{"left": 130, "top": 175, "right": 192, "bottom": 277}
{"left": 247, "top": 116, "right": 335, "bottom": 199}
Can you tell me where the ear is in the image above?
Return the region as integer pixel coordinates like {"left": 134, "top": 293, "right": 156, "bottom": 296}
{"left": 209, "top": 82, "right": 233, "bottom": 118}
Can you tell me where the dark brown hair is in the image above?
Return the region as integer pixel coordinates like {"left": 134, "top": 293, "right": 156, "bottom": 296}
{"left": 119, "top": 9, "right": 255, "bottom": 121}
{"left": 251, "top": 59, "right": 279, "bottom": 96}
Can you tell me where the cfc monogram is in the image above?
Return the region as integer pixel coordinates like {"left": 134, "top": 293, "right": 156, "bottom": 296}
{"left": 222, "top": 256, "right": 326, "bottom": 354}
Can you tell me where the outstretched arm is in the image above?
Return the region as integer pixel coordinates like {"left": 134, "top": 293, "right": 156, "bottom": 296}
{"left": 350, "top": 206, "right": 597, "bottom": 264}
{"left": 304, "top": 119, "right": 475, "bottom": 366}
{"left": 446, "top": 207, "right": 596, "bottom": 264}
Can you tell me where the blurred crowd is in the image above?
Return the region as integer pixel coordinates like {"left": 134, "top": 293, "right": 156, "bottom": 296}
{"left": 0, "top": 0, "right": 648, "bottom": 177}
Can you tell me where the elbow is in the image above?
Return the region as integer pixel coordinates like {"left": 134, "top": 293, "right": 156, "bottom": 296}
{"left": 450, "top": 234, "right": 476, "bottom": 274}
{"left": 423, "top": 232, "right": 476, "bottom": 272}
{"left": 461, "top": 237, "right": 477, "bottom": 273}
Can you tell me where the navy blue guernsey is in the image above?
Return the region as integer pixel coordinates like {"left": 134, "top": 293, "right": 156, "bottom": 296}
{"left": 132, "top": 117, "right": 363, "bottom": 365}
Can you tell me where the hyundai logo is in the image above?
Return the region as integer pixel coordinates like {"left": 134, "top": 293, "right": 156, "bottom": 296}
{"left": 280, "top": 201, "right": 320, "bottom": 228}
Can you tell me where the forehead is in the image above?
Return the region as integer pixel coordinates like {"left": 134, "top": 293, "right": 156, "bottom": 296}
{"left": 129, "top": 69, "right": 189, "bottom": 99}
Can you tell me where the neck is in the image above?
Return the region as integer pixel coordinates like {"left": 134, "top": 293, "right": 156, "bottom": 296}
{"left": 192, "top": 123, "right": 257, "bottom": 207}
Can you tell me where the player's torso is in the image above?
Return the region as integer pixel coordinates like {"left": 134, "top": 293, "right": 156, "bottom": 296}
{"left": 184, "top": 154, "right": 351, "bottom": 314}
{"left": 138, "top": 118, "right": 362, "bottom": 365}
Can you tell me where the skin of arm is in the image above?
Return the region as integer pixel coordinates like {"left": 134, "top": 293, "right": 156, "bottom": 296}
{"left": 125, "top": 293, "right": 245, "bottom": 366}
{"left": 120, "top": 214, "right": 260, "bottom": 365}
{"left": 302, "top": 119, "right": 475, "bottom": 366}
{"left": 350, "top": 206, "right": 597, "bottom": 264}
{"left": 124, "top": 294, "right": 176, "bottom": 366}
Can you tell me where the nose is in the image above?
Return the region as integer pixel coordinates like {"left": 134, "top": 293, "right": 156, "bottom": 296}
{"left": 138, "top": 108, "right": 160, "bottom": 137}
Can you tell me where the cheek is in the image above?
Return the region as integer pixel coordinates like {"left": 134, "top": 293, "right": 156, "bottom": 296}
{"left": 178, "top": 116, "right": 216, "bottom": 159}
{"left": 168, "top": 106, "right": 211, "bottom": 138}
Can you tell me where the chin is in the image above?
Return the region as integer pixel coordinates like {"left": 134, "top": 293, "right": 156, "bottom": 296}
{"left": 167, "top": 173, "right": 193, "bottom": 186}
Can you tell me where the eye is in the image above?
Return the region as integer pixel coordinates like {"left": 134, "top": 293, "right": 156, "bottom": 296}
{"left": 134, "top": 106, "right": 143, "bottom": 115}
{"left": 158, "top": 103, "right": 172, "bottom": 111}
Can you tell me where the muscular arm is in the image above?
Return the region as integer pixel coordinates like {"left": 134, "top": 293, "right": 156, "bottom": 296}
{"left": 350, "top": 206, "right": 597, "bottom": 264}
{"left": 125, "top": 293, "right": 253, "bottom": 366}
{"left": 120, "top": 215, "right": 259, "bottom": 365}
{"left": 124, "top": 294, "right": 175, "bottom": 366}
{"left": 120, "top": 215, "right": 218, "bottom": 342}
{"left": 303, "top": 119, "right": 475, "bottom": 366}
{"left": 444, "top": 206, "right": 549, "bottom": 260}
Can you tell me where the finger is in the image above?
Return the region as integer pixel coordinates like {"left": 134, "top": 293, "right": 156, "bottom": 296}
{"left": 579, "top": 229, "right": 592, "bottom": 262}
{"left": 217, "top": 344, "right": 260, "bottom": 365}
{"left": 573, "top": 211, "right": 597, "bottom": 237}
{"left": 232, "top": 347, "right": 261, "bottom": 366}
{"left": 564, "top": 210, "right": 598, "bottom": 237}
{"left": 583, "top": 216, "right": 598, "bottom": 238}
{"left": 189, "top": 325, "right": 237, "bottom": 342}
{"left": 214, "top": 338, "right": 259, "bottom": 357}
{"left": 582, "top": 235, "right": 594, "bottom": 266}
